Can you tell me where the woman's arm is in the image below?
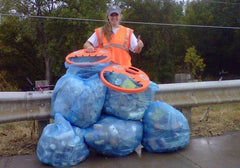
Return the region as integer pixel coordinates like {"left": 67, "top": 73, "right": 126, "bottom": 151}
{"left": 83, "top": 41, "right": 95, "bottom": 52}
{"left": 83, "top": 33, "right": 98, "bottom": 53}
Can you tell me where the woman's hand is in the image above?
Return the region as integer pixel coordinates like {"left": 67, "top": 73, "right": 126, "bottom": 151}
{"left": 135, "top": 35, "right": 144, "bottom": 54}
{"left": 137, "top": 35, "right": 144, "bottom": 48}
{"left": 86, "top": 46, "right": 95, "bottom": 53}
{"left": 83, "top": 41, "right": 95, "bottom": 53}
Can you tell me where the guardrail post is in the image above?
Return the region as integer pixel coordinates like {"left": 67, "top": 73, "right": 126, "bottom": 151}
{"left": 180, "top": 107, "right": 192, "bottom": 130}
{"left": 35, "top": 80, "right": 50, "bottom": 137}
{"left": 38, "top": 119, "right": 49, "bottom": 137}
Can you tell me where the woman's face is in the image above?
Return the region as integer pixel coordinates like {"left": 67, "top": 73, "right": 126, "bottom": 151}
{"left": 107, "top": 13, "right": 121, "bottom": 27}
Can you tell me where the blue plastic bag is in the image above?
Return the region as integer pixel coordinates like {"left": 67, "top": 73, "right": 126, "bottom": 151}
{"left": 51, "top": 73, "right": 107, "bottom": 128}
{"left": 103, "top": 80, "right": 159, "bottom": 120}
{"left": 37, "top": 113, "right": 89, "bottom": 167}
{"left": 65, "top": 61, "right": 110, "bottom": 78}
{"left": 142, "top": 101, "right": 190, "bottom": 153}
{"left": 85, "top": 115, "right": 143, "bottom": 157}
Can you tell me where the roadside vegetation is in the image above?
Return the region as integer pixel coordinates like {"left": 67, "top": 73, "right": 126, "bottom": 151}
{"left": 1, "top": 0, "right": 240, "bottom": 88}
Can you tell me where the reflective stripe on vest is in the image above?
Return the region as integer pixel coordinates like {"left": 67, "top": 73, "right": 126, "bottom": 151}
{"left": 98, "top": 27, "right": 130, "bottom": 53}
{"left": 99, "top": 28, "right": 103, "bottom": 47}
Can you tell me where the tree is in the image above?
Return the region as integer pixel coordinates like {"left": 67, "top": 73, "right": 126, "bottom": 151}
{"left": 183, "top": 0, "right": 240, "bottom": 79}
{"left": 0, "top": 0, "right": 109, "bottom": 89}
{"left": 0, "top": 16, "right": 43, "bottom": 90}
{"left": 0, "top": 71, "right": 19, "bottom": 91}
{"left": 184, "top": 46, "right": 205, "bottom": 80}
{"left": 122, "top": 0, "right": 184, "bottom": 83}
{"left": 1, "top": 0, "right": 239, "bottom": 89}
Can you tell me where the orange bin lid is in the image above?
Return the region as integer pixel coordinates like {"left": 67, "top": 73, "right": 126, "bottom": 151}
{"left": 65, "top": 48, "right": 111, "bottom": 66}
{"left": 100, "top": 65, "right": 150, "bottom": 93}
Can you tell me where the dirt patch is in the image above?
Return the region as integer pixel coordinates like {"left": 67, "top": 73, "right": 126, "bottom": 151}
{"left": 0, "top": 121, "right": 38, "bottom": 156}
{"left": 0, "top": 102, "right": 240, "bottom": 156}
{"left": 191, "top": 103, "right": 240, "bottom": 137}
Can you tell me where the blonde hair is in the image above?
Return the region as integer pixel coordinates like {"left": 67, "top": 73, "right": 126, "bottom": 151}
{"left": 102, "top": 21, "right": 113, "bottom": 42}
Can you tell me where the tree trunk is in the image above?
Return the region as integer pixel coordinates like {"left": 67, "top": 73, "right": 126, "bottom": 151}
{"left": 36, "top": 19, "right": 50, "bottom": 83}
{"left": 44, "top": 49, "right": 50, "bottom": 82}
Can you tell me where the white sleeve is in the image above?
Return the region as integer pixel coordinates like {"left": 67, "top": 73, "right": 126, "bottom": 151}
{"left": 87, "top": 32, "right": 99, "bottom": 48}
{"left": 129, "top": 33, "right": 138, "bottom": 53}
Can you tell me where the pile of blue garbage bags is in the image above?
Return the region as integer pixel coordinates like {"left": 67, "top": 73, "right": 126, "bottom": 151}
{"left": 37, "top": 61, "right": 190, "bottom": 167}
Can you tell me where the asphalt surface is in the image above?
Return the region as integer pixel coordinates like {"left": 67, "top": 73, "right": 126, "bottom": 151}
{"left": 1, "top": 131, "right": 240, "bottom": 168}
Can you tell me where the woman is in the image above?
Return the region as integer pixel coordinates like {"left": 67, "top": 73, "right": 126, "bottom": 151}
{"left": 83, "top": 5, "right": 144, "bottom": 66}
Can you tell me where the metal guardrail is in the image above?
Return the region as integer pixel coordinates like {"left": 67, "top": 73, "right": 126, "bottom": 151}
{"left": 1, "top": 79, "right": 240, "bottom": 127}
{"left": 0, "top": 91, "right": 52, "bottom": 124}
{"left": 155, "top": 79, "right": 240, "bottom": 107}
{"left": 155, "top": 79, "right": 240, "bottom": 126}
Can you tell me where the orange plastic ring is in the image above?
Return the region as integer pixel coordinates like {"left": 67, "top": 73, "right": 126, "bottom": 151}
{"left": 65, "top": 48, "right": 111, "bottom": 66}
{"left": 100, "top": 65, "right": 150, "bottom": 93}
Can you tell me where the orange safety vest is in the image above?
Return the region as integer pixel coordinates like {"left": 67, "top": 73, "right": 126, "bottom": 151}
{"left": 95, "top": 26, "right": 133, "bottom": 66}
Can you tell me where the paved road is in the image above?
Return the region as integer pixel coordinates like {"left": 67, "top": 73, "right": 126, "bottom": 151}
{"left": 1, "top": 131, "right": 240, "bottom": 168}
